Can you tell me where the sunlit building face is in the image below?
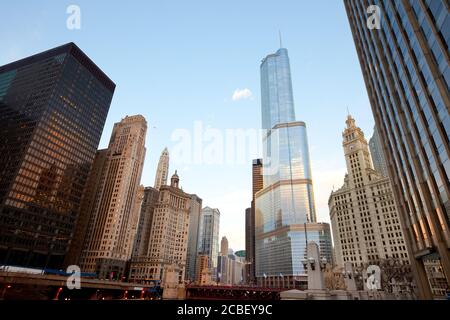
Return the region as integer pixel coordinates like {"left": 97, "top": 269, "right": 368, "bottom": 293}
{"left": 345, "top": 0, "right": 450, "bottom": 299}
{"left": 255, "top": 48, "right": 331, "bottom": 286}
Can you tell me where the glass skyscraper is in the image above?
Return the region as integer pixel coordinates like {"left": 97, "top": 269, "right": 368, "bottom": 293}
{"left": 369, "top": 126, "right": 389, "bottom": 177}
{"left": 345, "top": 0, "right": 449, "bottom": 299}
{"left": 198, "top": 207, "right": 220, "bottom": 274}
{"left": 0, "top": 43, "right": 115, "bottom": 269}
{"left": 255, "top": 48, "right": 330, "bottom": 288}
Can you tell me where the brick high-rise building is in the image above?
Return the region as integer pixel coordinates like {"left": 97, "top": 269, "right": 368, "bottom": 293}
{"left": 79, "top": 115, "right": 147, "bottom": 279}
{"left": 220, "top": 236, "right": 229, "bottom": 257}
{"left": 246, "top": 158, "right": 263, "bottom": 282}
{"left": 131, "top": 187, "right": 160, "bottom": 258}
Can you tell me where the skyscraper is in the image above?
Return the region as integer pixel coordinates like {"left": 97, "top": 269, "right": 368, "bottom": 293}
{"left": 185, "top": 194, "right": 203, "bottom": 282}
{"left": 329, "top": 115, "right": 409, "bottom": 268}
{"left": 220, "top": 236, "right": 229, "bottom": 257}
{"left": 129, "top": 171, "right": 191, "bottom": 283}
{"left": 154, "top": 147, "right": 169, "bottom": 190}
{"left": 79, "top": 115, "right": 147, "bottom": 279}
{"left": 131, "top": 186, "right": 160, "bottom": 258}
{"left": 255, "top": 47, "right": 318, "bottom": 288}
{"left": 345, "top": 0, "right": 449, "bottom": 299}
{"left": 244, "top": 207, "right": 253, "bottom": 283}
{"left": 0, "top": 43, "right": 115, "bottom": 269}
{"left": 246, "top": 159, "right": 263, "bottom": 282}
{"left": 369, "top": 126, "right": 389, "bottom": 177}
{"left": 198, "top": 207, "right": 220, "bottom": 274}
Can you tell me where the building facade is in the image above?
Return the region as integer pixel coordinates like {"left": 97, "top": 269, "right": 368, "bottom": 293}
{"left": 246, "top": 158, "right": 263, "bottom": 283}
{"left": 329, "top": 115, "right": 409, "bottom": 268}
{"left": 369, "top": 126, "right": 389, "bottom": 177}
{"left": 220, "top": 236, "right": 229, "bottom": 257}
{"left": 345, "top": 0, "right": 449, "bottom": 298}
{"left": 255, "top": 47, "right": 323, "bottom": 288}
{"left": 185, "top": 194, "right": 203, "bottom": 282}
{"left": 195, "top": 254, "right": 211, "bottom": 285}
{"left": 131, "top": 187, "right": 160, "bottom": 258}
{"left": 0, "top": 43, "right": 115, "bottom": 269}
{"left": 198, "top": 207, "right": 220, "bottom": 274}
{"left": 79, "top": 115, "right": 147, "bottom": 279}
{"left": 129, "top": 172, "right": 190, "bottom": 284}
{"left": 154, "top": 147, "right": 169, "bottom": 190}
{"left": 307, "top": 223, "right": 334, "bottom": 268}
{"left": 217, "top": 253, "right": 245, "bottom": 286}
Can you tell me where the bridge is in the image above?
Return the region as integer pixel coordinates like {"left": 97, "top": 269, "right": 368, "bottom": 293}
{"left": 186, "top": 285, "right": 282, "bottom": 300}
{"left": 0, "top": 271, "right": 161, "bottom": 300}
{"left": 1, "top": 271, "right": 284, "bottom": 300}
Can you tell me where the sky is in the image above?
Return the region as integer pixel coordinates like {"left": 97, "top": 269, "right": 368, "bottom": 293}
{"left": 0, "top": 0, "right": 375, "bottom": 251}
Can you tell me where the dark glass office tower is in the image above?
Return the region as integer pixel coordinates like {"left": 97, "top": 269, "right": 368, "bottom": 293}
{"left": 345, "top": 0, "right": 449, "bottom": 298}
{"left": 0, "top": 43, "right": 115, "bottom": 269}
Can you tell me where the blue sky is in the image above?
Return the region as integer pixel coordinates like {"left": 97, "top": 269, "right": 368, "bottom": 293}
{"left": 1, "top": 0, "right": 375, "bottom": 251}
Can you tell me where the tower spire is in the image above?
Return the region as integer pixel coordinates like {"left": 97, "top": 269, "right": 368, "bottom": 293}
{"left": 154, "top": 147, "right": 170, "bottom": 190}
{"left": 279, "top": 30, "right": 283, "bottom": 48}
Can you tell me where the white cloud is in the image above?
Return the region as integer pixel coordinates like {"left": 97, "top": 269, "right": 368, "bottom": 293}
{"left": 232, "top": 88, "right": 253, "bottom": 101}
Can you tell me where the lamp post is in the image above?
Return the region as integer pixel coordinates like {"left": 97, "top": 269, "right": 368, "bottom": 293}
{"left": 1, "top": 285, "right": 11, "bottom": 300}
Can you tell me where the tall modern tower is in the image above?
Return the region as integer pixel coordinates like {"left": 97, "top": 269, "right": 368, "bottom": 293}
{"left": 369, "top": 126, "right": 389, "bottom": 177}
{"left": 198, "top": 207, "right": 220, "bottom": 273}
{"left": 185, "top": 194, "right": 203, "bottom": 282}
{"left": 345, "top": 0, "right": 449, "bottom": 299}
{"left": 255, "top": 47, "right": 320, "bottom": 288}
{"left": 246, "top": 158, "right": 263, "bottom": 283}
{"left": 79, "top": 115, "right": 147, "bottom": 279}
{"left": 154, "top": 147, "right": 169, "bottom": 190}
{"left": 0, "top": 43, "right": 115, "bottom": 269}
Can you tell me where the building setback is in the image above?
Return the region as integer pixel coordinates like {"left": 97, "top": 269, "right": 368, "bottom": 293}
{"left": 79, "top": 115, "right": 147, "bottom": 279}
{"left": 329, "top": 115, "right": 409, "bottom": 268}
{"left": 129, "top": 171, "right": 191, "bottom": 283}
{"left": 345, "top": 0, "right": 450, "bottom": 299}
{"left": 0, "top": 43, "right": 115, "bottom": 269}
{"left": 131, "top": 186, "right": 160, "bottom": 259}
